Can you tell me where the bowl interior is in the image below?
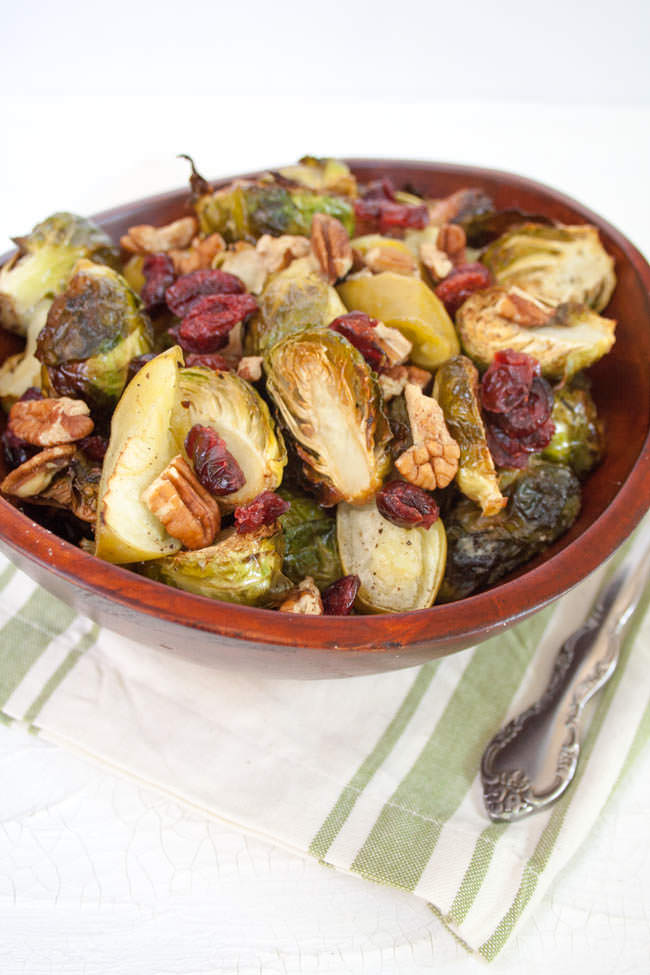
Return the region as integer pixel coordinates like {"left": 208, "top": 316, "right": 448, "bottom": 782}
{"left": 0, "top": 160, "right": 649, "bottom": 664}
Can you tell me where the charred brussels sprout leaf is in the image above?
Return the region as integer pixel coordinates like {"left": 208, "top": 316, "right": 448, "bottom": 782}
{"left": 195, "top": 179, "right": 354, "bottom": 242}
{"left": 439, "top": 460, "right": 581, "bottom": 602}
{"left": 434, "top": 355, "right": 506, "bottom": 516}
{"left": 143, "top": 525, "right": 290, "bottom": 607}
{"left": 481, "top": 223, "right": 616, "bottom": 312}
{"left": 542, "top": 374, "right": 605, "bottom": 477}
{"left": 265, "top": 328, "right": 392, "bottom": 505}
{"left": 277, "top": 489, "right": 342, "bottom": 590}
{"left": 36, "top": 260, "right": 153, "bottom": 410}
{"left": 337, "top": 272, "right": 459, "bottom": 369}
{"left": 337, "top": 501, "right": 447, "bottom": 613}
{"left": 246, "top": 257, "right": 346, "bottom": 355}
{"left": 456, "top": 287, "right": 616, "bottom": 380}
{"left": 278, "top": 157, "right": 357, "bottom": 196}
{"left": 170, "top": 367, "right": 287, "bottom": 509}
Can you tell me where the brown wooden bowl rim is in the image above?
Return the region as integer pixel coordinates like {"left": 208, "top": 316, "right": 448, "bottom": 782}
{"left": 1, "top": 159, "right": 649, "bottom": 653}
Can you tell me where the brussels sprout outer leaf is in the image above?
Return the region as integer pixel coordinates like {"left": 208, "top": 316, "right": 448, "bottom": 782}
{"left": 170, "top": 367, "right": 287, "bottom": 509}
{"left": 337, "top": 501, "right": 447, "bottom": 613}
{"left": 337, "top": 272, "right": 459, "bottom": 369}
{"left": 143, "top": 525, "right": 289, "bottom": 607}
{"left": 433, "top": 355, "right": 505, "bottom": 516}
{"left": 542, "top": 375, "right": 605, "bottom": 477}
{"left": 95, "top": 346, "right": 184, "bottom": 564}
{"left": 278, "top": 489, "right": 342, "bottom": 590}
{"left": 265, "top": 328, "right": 392, "bottom": 505}
{"left": 439, "top": 460, "right": 581, "bottom": 601}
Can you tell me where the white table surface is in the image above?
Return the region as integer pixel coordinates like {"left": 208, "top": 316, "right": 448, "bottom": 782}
{"left": 0, "top": 92, "right": 649, "bottom": 973}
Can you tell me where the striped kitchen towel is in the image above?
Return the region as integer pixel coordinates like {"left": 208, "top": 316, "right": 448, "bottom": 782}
{"left": 0, "top": 525, "right": 648, "bottom": 960}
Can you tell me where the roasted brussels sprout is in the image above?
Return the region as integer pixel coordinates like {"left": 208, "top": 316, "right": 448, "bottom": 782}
{"left": 195, "top": 178, "right": 354, "bottom": 242}
{"left": 265, "top": 328, "right": 391, "bottom": 505}
{"left": 278, "top": 489, "right": 342, "bottom": 590}
{"left": 170, "top": 367, "right": 287, "bottom": 508}
{"left": 143, "top": 525, "right": 290, "bottom": 607}
{"left": 439, "top": 460, "right": 581, "bottom": 601}
{"left": 36, "top": 260, "right": 154, "bottom": 410}
{"left": 481, "top": 223, "right": 616, "bottom": 312}
{"left": 337, "top": 272, "right": 459, "bottom": 369}
{"left": 456, "top": 287, "right": 616, "bottom": 380}
{"left": 337, "top": 501, "right": 447, "bottom": 613}
{"left": 278, "top": 157, "right": 357, "bottom": 196}
{"left": 246, "top": 257, "right": 346, "bottom": 355}
{"left": 95, "top": 346, "right": 185, "bottom": 564}
{"left": 0, "top": 213, "right": 119, "bottom": 403}
{"left": 433, "top": 355, "right": 505, "bottom": 516}
{"left": 542, "top": 374, "right": 605, "bottom": 477}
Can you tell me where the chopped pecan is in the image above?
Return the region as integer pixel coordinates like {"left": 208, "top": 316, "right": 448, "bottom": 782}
{"left": 378, "top": 365, "right": 408, "bottom": 401}
{"left": 494, "top": 287, "right": 554, "bottom": 327}
{"left": 436, "top": 223, "right": 466, "bottom": 265}
{"left": 220, "top": 244, "right": 268, "bottom": 294}
{"left": 237, "top": 356, "right": 263, "bottom": 382}
{"left": 373, "top": 323, "right": 412, "bottom": 366}
{"left": 406, "top": 365, "right": 433, "bottom": 392}
{"left": 395, "top": 383, "right": 460, "bottom": 490}
{"left": 362, "top": 245, "right": 418, "bottom": 276}
{"left": 169, "top": 233, "right": 225, "bottom": 275}
{"left": 0, "top": 444, "right": 76, "bottom": 499}
{"left": 8, "top": 397, "right": 94, "bottom": 447}
{"left": 419, "top": 240, "right": 453, "bottom": 282}
{"left": 142, "top": 454, "right": 221, "bottom": 550}
{"left": 256, "top": 234, "right": 311, "bottom": 274}
{"left": 310, "top": 214, "right": 353, "bottom": 283}
{"left": 120, "top": 216, "right": 198, "bottom": 255}
{"left": 279, "top": 577, "right": 324, "bottom": 615}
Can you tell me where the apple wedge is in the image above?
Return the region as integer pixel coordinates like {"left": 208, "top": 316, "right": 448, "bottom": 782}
{"left": 95, "top": 345, "right": 184, "bottom": 564}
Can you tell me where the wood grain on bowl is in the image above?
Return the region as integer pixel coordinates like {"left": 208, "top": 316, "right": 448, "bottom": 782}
{"left": 0, "top": 161, "right": 649, "bottom": 678}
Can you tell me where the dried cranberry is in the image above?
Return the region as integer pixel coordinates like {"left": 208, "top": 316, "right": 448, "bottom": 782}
{"left": 19, "top": 387, "right": 44, "bottom": 402}
{"left": 78, "top": 435, "right": 108, "bottom": 462}
{"left": 495, "top": 377, "right": 554, "bottom": 437}
{"left": 322, "top": 575, "right": 360, "bottom": 615}
{"left": 480, "top": 349, "right": 539, "bottom": 414}
{"left": 517, "top": 417, "right": 555, "bottom": 452}
{"left": 329, "top": 312, "right": 388, "bottom": 371}
{"left": 376, "top": 480, "right": 440, "bottom": 529}
{"left": 2, "top": 428, "right": 37, "bottom": 469}
{"left": 234, "top": 491, "right": 290, "bottom": 534}
{"left": 434, "top": 263, "right": 492, "bottom": 316}
{"left": 126, "top": 352, "right": 156, "bottom": 385}
{"left": 185, "top": 424, "right": 245, "bottom": 496}
{"left": 354, "top": 198, "right": 429, "bottom": 237}
{"left": 141, "top": 253, "right": 175, "bottom": 311}
{"left": 178, "top": 293, "right": 258, "bottom": 354}
{"left": 185, "top": 352, "right": 233, "bottom": 371}
{"left": 361, "top": 178, "right": 397, "bottom": 201}
{"left": 165, "top": 269, "right": 245, "bottom": 317}
{"left": 486, "top": 425, "right": 530, "bottom": 469}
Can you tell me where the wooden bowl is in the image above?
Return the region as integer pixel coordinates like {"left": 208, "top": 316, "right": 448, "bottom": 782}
{"left": 0, "top": 161, "right": 649, "bottom": 678}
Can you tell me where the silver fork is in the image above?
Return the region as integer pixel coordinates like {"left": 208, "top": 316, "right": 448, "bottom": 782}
{"left": 481, "top": 519, "right": 650, "bottom": 822}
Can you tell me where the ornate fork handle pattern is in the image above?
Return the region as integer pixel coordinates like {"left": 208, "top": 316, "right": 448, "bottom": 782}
{"left": 481, "top": 520, "right": 650, "bottom": 822}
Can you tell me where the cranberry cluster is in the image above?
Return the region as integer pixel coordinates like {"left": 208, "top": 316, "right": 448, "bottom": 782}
{"left": 480, "top": 350, "right": 555, "bottom": 468}
{"left": 185, "top": 424, "right": 245, "bottom": 496}
{"left": 434, "top": 263, "right": 492, "bottom": 317}
{"left": 354, "top": 178, "right": 429, "bottom": 236}
{"left": 329, "top": 312, "right": 388, "bottom": 372}
{"left": 234, "top": 491, "right": 290, "bottom": 534}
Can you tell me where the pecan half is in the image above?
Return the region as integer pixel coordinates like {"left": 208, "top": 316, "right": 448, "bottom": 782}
{"left": 142, "top": 455, "right": 221, "bottom": 549}
{"left": 120, "top": 217, "right": 198, "bottom": 255}
{"left": 494, "top": 287, "right": 554, "bottom": 327}
{"left": 279, "top": 577, "right": 324, "bottom": 615}
{"left": 395, "top": 383, "right": 460, "bottom": 490}
{"left": 8, "top": 398, "right": 94, "bottom": 447}
{"left": 0, "top": 444, "right": 76, "bottom": 498}
{"left": 310, "top": 214, "right": 353, "bottom": 283}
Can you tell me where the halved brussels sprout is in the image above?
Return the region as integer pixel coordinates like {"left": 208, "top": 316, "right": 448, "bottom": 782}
{"left": 337, "top": 501, "right": 447, "bottom": 613}
{"left": 481, "top": 223, "right": 616, "bottom": 312}
{"left": 36, "top": 260, "right": 154, "bottom": 410}
{"left": 337, "top": 272, "right": 459, "bottom": 369}
{"left": 433, "top": 355, "right": 506, "bottom": 516}
{"left": 456, "top": 287, "right": 616, "bottom": 380}
{"left": 439, "top": 460, "right": 581, "bottom": 601}
{"left": 95, "top": 346, "right": 184, "bottom": 564}
{"left": 0, "top": 304, "right": 48, "bottom": 407}
{"left": 278, "top": 157, "right": 357, "bottom": 196}
{"left": 142, "top": 525, "right": 289, "bottom": 607}
{"left": 278, "top": 488, "right": 342, "bottom": 590}
{"left": 265, "top": 328, "right": 391, "bottom": 505}
{"left": 195, "top": 178, "right": 354, "bottom": 242}
{"left": 246, "top": 257, "right": 346, "bottom": 355}
{"left": 542, "top": 374, "right": 605, "bottom": 477}
{"left": 170, "top": 367, "right": 287, "bottom": 508}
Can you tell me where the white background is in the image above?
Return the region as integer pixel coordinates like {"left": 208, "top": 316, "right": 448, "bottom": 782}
{"left": 1, "top": 2, "right": 649, "bottom": 972}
